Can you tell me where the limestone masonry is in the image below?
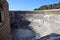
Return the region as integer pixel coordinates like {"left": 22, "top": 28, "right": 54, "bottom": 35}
{"left": 1, "top": 0, "right": 60, "bottom": 40}
{"left": 9, "top": 10, "right": 60, "bottom": 40}
{"left": 0, "top": 0, "right": 10, "bottom": 40}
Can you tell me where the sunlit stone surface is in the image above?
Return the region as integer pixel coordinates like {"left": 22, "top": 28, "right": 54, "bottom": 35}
{"left": 10, "top": 11, "right": 60, "bottom": 40}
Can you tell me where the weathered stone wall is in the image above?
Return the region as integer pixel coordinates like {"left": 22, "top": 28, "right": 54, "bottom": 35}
{"left": 0, "top": 0, "right": 11, "bottom": 40}
{"left": 10, "top": 9, "right": 60, "bottom": 39}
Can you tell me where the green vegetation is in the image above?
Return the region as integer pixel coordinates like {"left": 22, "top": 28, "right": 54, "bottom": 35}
{"left": 34, "top": 2, "right": 60, "bottom": 10}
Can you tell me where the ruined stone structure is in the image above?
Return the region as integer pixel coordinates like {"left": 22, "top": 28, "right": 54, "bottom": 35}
{"left": 0, "top": 0, "right": 10, "bottom": 40}
{"left": 1, "top": 0, "right": 60, "bottom": 40}
{"left": 10, "top": 10, "right": 60, "bottom": 40}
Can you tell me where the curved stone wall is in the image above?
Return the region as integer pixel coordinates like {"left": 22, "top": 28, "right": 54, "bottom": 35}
{"left": 10, "top": 10, "right": 60, "bottom": 40}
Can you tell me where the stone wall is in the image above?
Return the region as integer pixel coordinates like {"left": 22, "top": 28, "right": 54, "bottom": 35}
{"left": 0, "top": 0, "right": 11, "bottom": 40}
{"left": 10, "top": 9, "right": 60, "bottom": 39}
{"left": 1, "top": 0, "right": 60, "bottom": 40}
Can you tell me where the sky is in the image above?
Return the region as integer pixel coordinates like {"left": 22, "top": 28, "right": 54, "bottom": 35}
{"left": 7, "top": 0, "right": 60, "bottom": 11}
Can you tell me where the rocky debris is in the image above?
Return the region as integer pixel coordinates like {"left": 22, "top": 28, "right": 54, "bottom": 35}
{"left": 37, "top": 33, "right": 60, "bottom": 40}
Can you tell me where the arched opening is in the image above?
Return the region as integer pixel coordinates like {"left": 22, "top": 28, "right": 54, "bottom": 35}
{"left": 0, "top": 11, "right": 2, "bottom": 22}
{"left": 0, "top": 3, "right": 3, "bottom": 22}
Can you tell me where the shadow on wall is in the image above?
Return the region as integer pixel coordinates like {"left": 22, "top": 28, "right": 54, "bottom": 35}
{"left": 37, "top": 33, "right": 60, "bottom": 40}
{"left": 10, "top": 13, "right": 38, "bottom": 40}
{"left": 9, "top": 12, "right": 60, "bottom": 40}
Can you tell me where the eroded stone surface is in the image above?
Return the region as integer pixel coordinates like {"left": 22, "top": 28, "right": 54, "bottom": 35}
{"left": 10, "top": 11, "right": 60, "bottom": 40}
{"left": 0, "top": 0, "right": 10, "bottom": 40}
{"left": 37, "top": 33, "right": 60, "bottom": 40}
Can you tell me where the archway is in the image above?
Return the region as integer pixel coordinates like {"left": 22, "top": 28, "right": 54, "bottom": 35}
{"left": 0, "top": 3, "right": 3, "bottom": 22}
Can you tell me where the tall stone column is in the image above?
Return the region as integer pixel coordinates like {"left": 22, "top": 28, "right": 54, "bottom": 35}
{"left": 0, "top": 0, "right": 11, "bottom": 40}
